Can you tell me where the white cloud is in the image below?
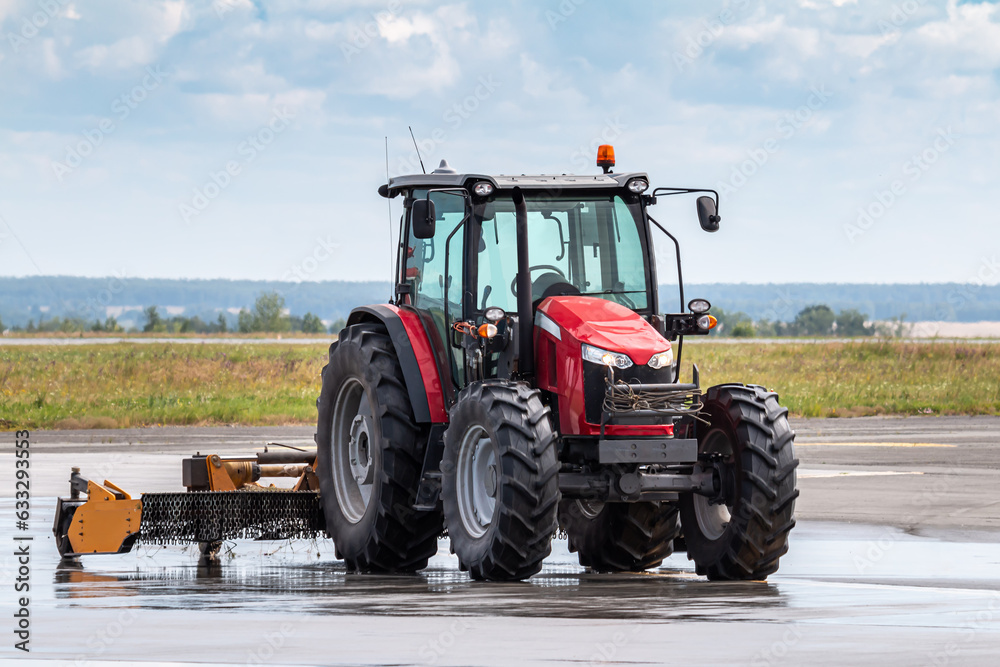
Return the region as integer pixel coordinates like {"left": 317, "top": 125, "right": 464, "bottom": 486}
{"left": 915, "top": 0, "right": 1000, "bottom": 66}
{"left": 1, "top": 0, "right": 998, "bottom": 283}
{"left": 73, "top": 1, "right": 188, "bottom": 72}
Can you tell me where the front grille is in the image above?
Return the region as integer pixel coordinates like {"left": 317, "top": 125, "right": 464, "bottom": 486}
{"left": 582, "top": 362, "right": 675, "bottom": 425}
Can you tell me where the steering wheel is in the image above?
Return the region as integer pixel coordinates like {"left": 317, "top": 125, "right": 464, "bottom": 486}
{"left": 510, "top": 265, "right": 567, "bottom": 297}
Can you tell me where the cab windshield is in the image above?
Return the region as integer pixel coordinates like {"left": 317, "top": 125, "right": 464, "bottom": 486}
{"left": 476, "top": 194, "right": 650, "bottom": 313}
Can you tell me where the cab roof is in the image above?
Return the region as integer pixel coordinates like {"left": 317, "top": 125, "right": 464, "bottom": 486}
{"left": 381, "top": 170, "right": 648, "bottom": 198}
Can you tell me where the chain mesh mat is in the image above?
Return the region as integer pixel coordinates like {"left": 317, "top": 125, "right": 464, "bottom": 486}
{"left": 138, "top": 491, "right": 326, "bottom": 544}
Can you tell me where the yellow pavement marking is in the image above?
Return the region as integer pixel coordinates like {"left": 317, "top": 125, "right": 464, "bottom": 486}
{"left": 797, "top": 442, "right": 955, "bottom": 448}
{"left": 798, "top": 470, "right": 925, "bottom": 479}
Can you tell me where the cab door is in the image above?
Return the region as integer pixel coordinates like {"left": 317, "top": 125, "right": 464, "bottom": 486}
{"left": 403, "top": 189, "right": 469, "bottom": 388}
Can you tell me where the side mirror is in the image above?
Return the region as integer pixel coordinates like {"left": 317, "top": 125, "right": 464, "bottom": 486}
{"left": 411, "top": 198, "right": 436, "bottom": 239}
{"left": 696, "top": 196, "right": 720, "bottom": 232}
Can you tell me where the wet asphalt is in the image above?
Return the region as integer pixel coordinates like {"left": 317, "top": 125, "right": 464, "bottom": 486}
{"left": 2, "top": 417, "right": 999, "bottom": 666}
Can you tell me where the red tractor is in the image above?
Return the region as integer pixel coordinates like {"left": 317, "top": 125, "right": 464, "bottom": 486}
{"left": 316, "top": 146, "right": 798, "bottom": 581}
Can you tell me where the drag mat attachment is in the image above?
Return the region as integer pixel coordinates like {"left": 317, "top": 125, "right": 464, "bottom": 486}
{"left": 138, "top": 491, "right": 326, "bottom": 545}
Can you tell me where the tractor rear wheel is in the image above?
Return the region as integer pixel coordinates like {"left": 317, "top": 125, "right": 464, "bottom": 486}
{"left": 316, "top": 323, "right": 442, "bottom": 572}
{"left": 678, "top": 384, "right": 799, "bottom": 581}
{"left": 442, "top": 382, "right": 560, "bottom": 581}
{"left": 559, "top": 500, "right": 680, "bottom": 572}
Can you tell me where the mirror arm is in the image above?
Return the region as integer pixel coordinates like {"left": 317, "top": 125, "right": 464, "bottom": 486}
{"left": 651, "top": 187, "right": 720, "bottom": 212}
{"left": 647, "top": 212, "right": 685, "bottom": 383}
{"left": 646, "top": 213, "right": 684, "bottom": 314}
{"left": 440, "top": 194, "right": 473, "bottom": 392}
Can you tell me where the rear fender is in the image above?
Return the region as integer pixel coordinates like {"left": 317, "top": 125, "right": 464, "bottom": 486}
{"left": 347, "top": 305, "right": 448, "bottom": 423}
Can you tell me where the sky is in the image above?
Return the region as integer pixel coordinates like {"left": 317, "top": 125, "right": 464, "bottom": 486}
{"left": 0, "top": 0, "right": 997, "bottom": 286}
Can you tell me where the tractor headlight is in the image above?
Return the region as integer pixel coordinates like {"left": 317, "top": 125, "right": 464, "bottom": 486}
{"left": 647, "top": 349, "right": 673, "bottom": 369}
{"left": 627, "top": 178, "right": 649, "bottom": 194}
{"left": 582, "top": 343, "right": 633, "bottom": 369}
{"left": 688, "top": 298, "right": 711, "bottom": 314}
{"left": 473, "top": 182, "right": 495, "bottom": 197}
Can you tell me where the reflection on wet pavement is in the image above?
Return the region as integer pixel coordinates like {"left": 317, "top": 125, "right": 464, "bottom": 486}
{"left": 53, "top": 545, "right": 787, "bottom": 622}
{"left": 5, "top": 500, "right": 1000, "bottom": 665}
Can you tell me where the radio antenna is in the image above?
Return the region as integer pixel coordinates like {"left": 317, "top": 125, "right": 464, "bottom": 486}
{"left": 408, "top": 125, "right": 426, "bottom": 174}
{"left": 385, "top": 136, "right": 394, "bottom": 302}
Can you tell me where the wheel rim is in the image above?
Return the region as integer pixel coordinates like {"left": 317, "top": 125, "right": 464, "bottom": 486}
{"left": 331, "top": 377, "right": 375, "bottom": 524}
{"left": 693, "top": 429, "right": 734, "bottom": 541}
{"left": 456, "top": 425, "right": 498, "bottom": 538}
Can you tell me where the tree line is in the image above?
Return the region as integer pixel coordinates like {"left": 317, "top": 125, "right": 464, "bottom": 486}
{"left": 712, "top": 304, "right": 880, "bottom": 337}
{"left": 3, "top": 292, "right": 347, "bottom": 335}
{"left": 0, "top": 296, "right": 898, "bottom": 338}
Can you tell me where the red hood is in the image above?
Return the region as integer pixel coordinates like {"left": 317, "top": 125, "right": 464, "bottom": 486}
{"left": 537, "top": 296, "right": 669, "bottom": 365}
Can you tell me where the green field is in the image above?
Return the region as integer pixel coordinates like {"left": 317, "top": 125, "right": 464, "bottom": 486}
{"left": 1, "top": 340, "right": 998, "bottom": 429}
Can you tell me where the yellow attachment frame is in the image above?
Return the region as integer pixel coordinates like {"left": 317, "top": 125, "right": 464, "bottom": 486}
{"left": 68, "top": 480, "right": 142, "bottom": 555}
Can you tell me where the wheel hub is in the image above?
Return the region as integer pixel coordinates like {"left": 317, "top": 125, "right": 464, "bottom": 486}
{"left": 349, "top": 414, "right": 374, "bottom": 485}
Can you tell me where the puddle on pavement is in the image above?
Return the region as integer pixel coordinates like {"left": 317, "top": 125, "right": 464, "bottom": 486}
{"left": 6, "top": 500, "right": 1000, "bottom": 627}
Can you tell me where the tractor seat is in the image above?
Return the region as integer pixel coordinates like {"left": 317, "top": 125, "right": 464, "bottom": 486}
{"left": 532, "top": 275, "right": 580, "bottom": 310}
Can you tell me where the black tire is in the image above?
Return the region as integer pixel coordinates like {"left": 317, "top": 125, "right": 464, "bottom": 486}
{"left": 442, "top": 382, "right": 560, "bottom": 581}
{"left": 679, "top": 384, "right": 799, "bottom": 581}
{"left": 316, "top": 323, "right": 442, "bottom": 572}
{"left": 559, "top": 500, "right": 681, "bottom": 572}
{"left": 55, "top": 503, "right": 79, "bottom": 558}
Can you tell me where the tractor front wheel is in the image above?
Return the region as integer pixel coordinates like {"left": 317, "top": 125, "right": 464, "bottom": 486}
{"left": 316, "top": 323, "right": 442, "bottom": 572}
{"left": 678, "top": 384, "right": 799, "bottom": 580}
{"left": 559, "top": 500, "right": 680, "bottom": 572}
{"left": 442, "top": 382, "right": 560, "bottom": 581}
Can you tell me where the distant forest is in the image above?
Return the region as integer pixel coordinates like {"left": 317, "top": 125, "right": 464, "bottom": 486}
{"left": 0, "top": 276, "right": 998, "bottom": 329}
